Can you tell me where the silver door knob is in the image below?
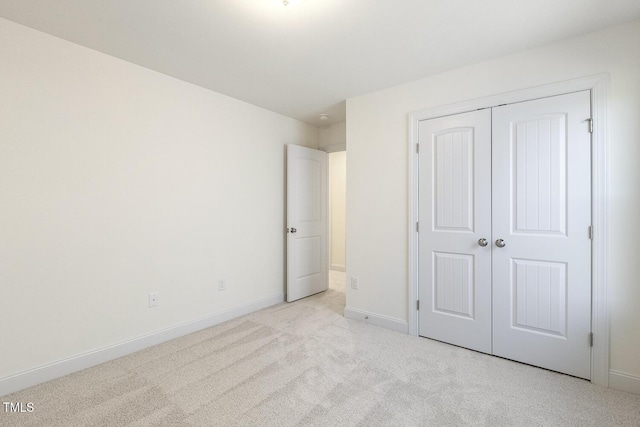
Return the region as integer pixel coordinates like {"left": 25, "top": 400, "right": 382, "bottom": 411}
{"left": 478, "top": 238, "right": 488, "bottom": 247}
{"left": 495, "top": 239, "right": 506, "bottom": 248}
{"left": 289, "top": 227, "right": 297, "bottom": 234}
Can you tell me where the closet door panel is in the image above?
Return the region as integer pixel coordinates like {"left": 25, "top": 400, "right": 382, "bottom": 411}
{"left": 492, "top": 91, "right": 592, "bottom": 379}
{"left": 418, "top": 109, "right": 492, "bottom": 354}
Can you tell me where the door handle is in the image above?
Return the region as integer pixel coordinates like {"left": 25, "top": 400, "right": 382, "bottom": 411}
{"left": 478, "top": 238, "right": 488, "bottom": 247}
{"left": 495, "top": 239, "right": 506, "bottom": 248}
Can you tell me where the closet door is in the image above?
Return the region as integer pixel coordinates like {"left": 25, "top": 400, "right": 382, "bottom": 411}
{"left": 491, "top": 91, "right": 592, "bottom": 379}
{"left": 417, "top": 109, "right": 492, "bottom": 353}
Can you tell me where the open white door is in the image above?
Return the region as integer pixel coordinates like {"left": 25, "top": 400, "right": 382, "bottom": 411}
{"left": 287, "top": 145, "right": 328, "bottom": 302}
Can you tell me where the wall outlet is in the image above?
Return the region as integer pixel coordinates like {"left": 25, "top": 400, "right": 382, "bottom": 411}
{"left": 350, "top": 277, "right": 359, "bottom": 290}
{"left": 148, "top": 292, "right": 158, "bottom": 308}
{"left": 218, "top": 279, "right": 226, "bottom": 291}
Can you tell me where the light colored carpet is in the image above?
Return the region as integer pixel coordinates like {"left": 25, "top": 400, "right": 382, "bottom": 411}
{"left": 2, "top": 270, "right": 640, "bottom": 426}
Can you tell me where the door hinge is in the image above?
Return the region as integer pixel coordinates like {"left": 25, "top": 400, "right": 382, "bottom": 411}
{"left": 589, "top": 332, "right": 594, "bottom": 347}
{"left": 416, "top": 222, "right": 419, "bottom": 232}
{"left": 417, "top": 300, "right": 420, "bottom": 311}
{"left": 416, "top": 143, "right": 420, "bottom": 154}
{"left": 588, "top": 225, "right": 593, "bottom": 239}
{"left": 586, "top": 118, "right": 593, "bottom": 133}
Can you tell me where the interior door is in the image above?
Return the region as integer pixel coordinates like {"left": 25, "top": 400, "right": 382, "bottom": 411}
{"left": 417, "top": 109, "right": 492, "bottom": 353}
{"left": 286, "top": 144, "right": 328, "bottom": 302}
{"left": 492, "top": 91, "right": 592, "bottom": 379}
{"left": 417, "top": 91, "right": 592, "bottom": 379}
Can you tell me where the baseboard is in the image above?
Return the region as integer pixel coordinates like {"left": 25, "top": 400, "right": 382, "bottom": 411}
{"left": 330, "top": 264, "right": 346, "bottom": 272}
{"left": 0, "top": 293, "right": 284, "bottom": 397}
{"left": 344, "top": 307, "right": 408, "bottom": 334}
{"left": 609, "top": 370, "right": 640, "bottom": 395}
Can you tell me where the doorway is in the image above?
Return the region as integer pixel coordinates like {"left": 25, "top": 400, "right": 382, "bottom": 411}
{"left": 285, "top": 145, "right": 346, "bottom": 303}
{"left": 329, "top": 151, "right": 347, "bottom": 296}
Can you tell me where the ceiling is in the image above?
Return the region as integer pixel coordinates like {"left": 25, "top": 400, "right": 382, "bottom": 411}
{"left": 1, "top": 1, "right": 639, "bottom": 127}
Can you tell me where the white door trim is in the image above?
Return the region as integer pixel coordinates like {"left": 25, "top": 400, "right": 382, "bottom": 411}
{"left": 407, "top": 73, "right": 609, "bottom": 386}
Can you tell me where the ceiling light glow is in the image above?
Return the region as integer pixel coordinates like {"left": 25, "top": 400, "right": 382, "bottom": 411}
{"left": 279, "top": 0, "right": 302, "bottom": 7}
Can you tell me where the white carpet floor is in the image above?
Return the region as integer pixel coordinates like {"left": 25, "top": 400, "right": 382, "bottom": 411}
{"left": 2, "top": 271, "right": 640, "bottom": 426}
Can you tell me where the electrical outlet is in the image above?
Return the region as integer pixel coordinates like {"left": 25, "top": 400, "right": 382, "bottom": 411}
{"left": 149, "top": 292, "right": 158, "bottom": 308}
{"left": 350, "top": 277, "right": 359, "bottom": 290}
{"left": 218, "top": 279, "right": 226, "bottom": 291}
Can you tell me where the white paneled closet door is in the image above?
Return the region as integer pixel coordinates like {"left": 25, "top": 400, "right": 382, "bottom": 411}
{"left": 417, "top": 91, "right": 592, "bottom": 379}
{"left": 417, "top": 109, "right": 492, "bottom": 354}
{"left": 492, "top": 91, "right": 592, "bottom": 379}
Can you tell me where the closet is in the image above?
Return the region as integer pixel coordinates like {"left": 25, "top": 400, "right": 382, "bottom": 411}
{"left": 417, "top": 91, "right": 592, "bottom": 379}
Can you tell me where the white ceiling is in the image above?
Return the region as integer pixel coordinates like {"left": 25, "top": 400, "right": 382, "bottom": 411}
{"left": 1, "top": 0, "right": 639, "bottom": 127}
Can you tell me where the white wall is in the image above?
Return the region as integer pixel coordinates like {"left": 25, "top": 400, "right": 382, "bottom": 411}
{"left": 346, "top": 20, "right": 640, "bottom": 387}
{"left": 318, "top": 121, "right": 346, "bottom": 152}
{"left": 329, "top": 151, "right": 346, "bottom": 271}
{"left": 0, "top": 18, "right": 318, "bottom": 388}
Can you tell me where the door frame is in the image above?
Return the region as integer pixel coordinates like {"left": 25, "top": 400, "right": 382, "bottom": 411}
{"left": 325, "top": 142, "right": 347, "bottom": 275}
{"left": 328, "top": 150, "right": 347, "bottom": 272}
{"left": 407, "top": 73, "right": 609, "bottom": 386}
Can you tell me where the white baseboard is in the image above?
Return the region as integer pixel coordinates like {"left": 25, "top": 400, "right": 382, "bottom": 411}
{"left": 330, "top": 264, "right": 346, "bottom": 272}
{"left": 609, "top": 370, "right": 640, "bottom": 395}
{"left": 0, "top": 293, "right": 284, "bottom": 397}
{"left": 344, "top": 307, "right": 408, "bottom": 334}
